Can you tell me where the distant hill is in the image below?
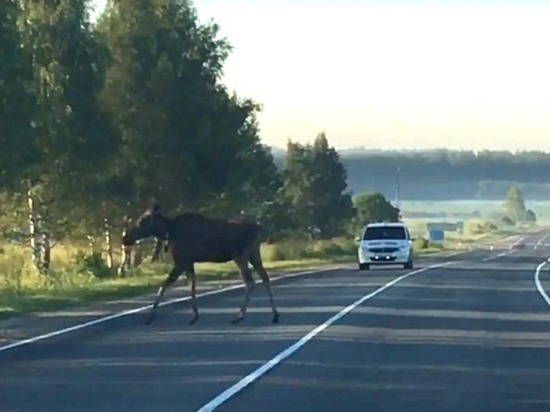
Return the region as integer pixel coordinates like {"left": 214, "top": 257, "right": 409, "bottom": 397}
{"left": 267, "top": 147, "right": 550, "bottom": 201}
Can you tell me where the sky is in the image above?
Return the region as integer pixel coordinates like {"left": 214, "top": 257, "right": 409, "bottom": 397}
{"left": 90, "top": 0, "right": 550, "bottom": 151}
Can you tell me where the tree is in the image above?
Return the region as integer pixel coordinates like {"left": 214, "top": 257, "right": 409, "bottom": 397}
{"left": 97, "top": 0, "right": 279, "bottom": 213}
{"left": 352, "top": 192, "right": 400, "bottom": 228}
{"left": 505, "top": 185, "right": 526, "bottom": 223}
{"left": 18, "top": 0, "right": 116, "bottom": 206}
{"left": 282, "top": 133, "right": 354, "bottom": 238}
{"left": 0, "top": 0, "right": 35, "bottom": 188}
{"left": 525, "top": 209, "right": 537, "bottom": 223}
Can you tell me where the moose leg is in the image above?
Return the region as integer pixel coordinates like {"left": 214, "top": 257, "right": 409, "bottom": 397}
{"left": 145, "top": 264, "right": 183, "bottom": 325}
{"left": 232, "top": 256, "right": 255, "bottom": 324}
{"left": 186, "top": 264, "right": 199, "bottom": 324}
{"left": 250, "top": 248, "right": 280, "bottom": 323}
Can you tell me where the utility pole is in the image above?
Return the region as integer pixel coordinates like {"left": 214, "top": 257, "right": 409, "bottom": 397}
{"left": 395, "top": 167, "right": 402, "bottom": 221}
{"left": 395, "top": 167, "right": 401, "bottom": 207}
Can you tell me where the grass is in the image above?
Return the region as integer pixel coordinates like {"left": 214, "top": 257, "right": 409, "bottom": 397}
{"left": 0, "top": 257, "right": 356, "bottom": 321}
{"left": 0, "top": 238, "right": 360, "bottom": 321}
{"left": 0, "top": 215, "right": 537, "bottom": 321}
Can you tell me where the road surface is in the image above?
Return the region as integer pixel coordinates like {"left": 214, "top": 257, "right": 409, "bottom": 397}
{"left": 1, "top": 232, "right": 550, "bottom": 411}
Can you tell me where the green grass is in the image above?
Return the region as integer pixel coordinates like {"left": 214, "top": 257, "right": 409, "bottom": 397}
{"left": 0, "top": 256, "right": 356, "bottom": 321}
{"left": 0, "top": 238, "right": 362, "bottom": 321}
{"left": 0, "top": 242, "right": 434, "bottom": 320}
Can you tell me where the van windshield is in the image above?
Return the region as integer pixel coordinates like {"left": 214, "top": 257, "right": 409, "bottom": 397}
{"left": 363, "top": 226, "right": 406, "bottom": 240}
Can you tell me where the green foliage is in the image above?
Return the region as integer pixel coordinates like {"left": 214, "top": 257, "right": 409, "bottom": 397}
{"left": 261, "top": 237, "right": 357, "bottom": 261}
{"left": 525, "top": 209, "right": 537, "bottom": 223}
{"left": 19, "top": 0, "right": 115, "bottom": 179}
{"left": 412, "top": 236, "right": 429, "bottom": 251}
{"left": 352, "top": 192, "right": 399, "bottom": 229}
{"left": 469, "top": 221, "right": 498, "bottom": 235}
{"left": 281, "top": 133, "right": 354, "bottom": 238}
{"left": 97, "top": 0, "right": 278, "bottom": 214}
{"left": 0, "top": 0, "right": 35, "bottom": 188}
{"left": 505, "top": 185, "right": 527, "bottom": 223}
{"left": 73, "top": 251, "right": 112, "bottom": 279}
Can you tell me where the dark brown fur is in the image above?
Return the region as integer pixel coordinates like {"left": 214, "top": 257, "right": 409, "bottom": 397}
{"left": 122, "top": 203, "right": 279, "bottom": 325}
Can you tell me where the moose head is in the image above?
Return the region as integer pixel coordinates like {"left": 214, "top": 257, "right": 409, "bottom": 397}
{"left": 121, "top": 200, "right": 170, "bottom": 246}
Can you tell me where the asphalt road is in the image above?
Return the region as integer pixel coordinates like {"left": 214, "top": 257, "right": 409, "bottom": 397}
{"left": 1, "top": 232, "right": 550, "bottom": 412}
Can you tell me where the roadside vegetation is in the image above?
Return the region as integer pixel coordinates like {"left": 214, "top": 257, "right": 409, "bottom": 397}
{"left": 0, "top": 0, "right": 542, "bottom": 319}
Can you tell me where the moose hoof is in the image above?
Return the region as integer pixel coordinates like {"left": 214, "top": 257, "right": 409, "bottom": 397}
{"left": 272, "top": 313, "right": 280, "bottom": 323}
{"left": 231, "top": 316, "right": 244, "bottom": 324}
{"left": 189, "top": 315, "right": 199, "bottom": 325}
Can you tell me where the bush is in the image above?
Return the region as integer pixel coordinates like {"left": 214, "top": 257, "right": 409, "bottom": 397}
{"left": 412, "top": 236, "right": 430, "bottom": 251}
{"left": 470, "top": 221, "right": 498, "bottom": 235}
{"left": 259, "top": 237, "right": 357, "bottom": 262}
{"left": 73, "top": 251, "right": 112, "bottom": 279}
{"left": 261, "top": 243, "right": 288, "bottom": 261}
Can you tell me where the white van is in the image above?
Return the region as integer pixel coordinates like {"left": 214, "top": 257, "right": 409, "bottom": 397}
{"left": 356, "top": 222, "right": 414, "bottom": 270}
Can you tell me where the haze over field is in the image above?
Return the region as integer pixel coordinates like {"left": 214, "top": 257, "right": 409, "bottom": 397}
{"left": 91, "top": 0, "right": 550, "bottom": 152}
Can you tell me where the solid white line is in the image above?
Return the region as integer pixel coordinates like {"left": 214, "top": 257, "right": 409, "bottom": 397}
{"left": 534, "top": 260, "right": 550, "bottom": 307}
{"left": 0, "top": 266, "right": 346, "bottom": 354}
{"left": 196, "top": 260, "right": 458, "bottom": 412}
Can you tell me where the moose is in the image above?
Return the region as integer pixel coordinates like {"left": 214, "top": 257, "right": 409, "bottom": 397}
{"left": 121, "top": 202, "right": 280, "bottom": 325}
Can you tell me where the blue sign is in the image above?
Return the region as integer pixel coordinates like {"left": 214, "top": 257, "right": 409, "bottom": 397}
{"left": 429, "top": 229, "right": 445, "bottom": 242}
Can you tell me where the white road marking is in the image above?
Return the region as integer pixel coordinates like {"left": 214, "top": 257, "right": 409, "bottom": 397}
{"left": 196, "top": 260, "right": 458, "bottom": 412}
{"left": 482, "top": 250, "right": 515, "bottom": 262}
{"left": 534, "top": 233, "right": 549, "bottom": 250}
{"left": 483, "top": 232, "right": 547, "bottom": 262}
{"left": 0, "top": 266, "right": 347, "bottom": 354}
{"left": 508, "top": 236, "right": 525, "bottom": 250}
{"left": 534, "top": 260, "right": 550, "bottom": 307}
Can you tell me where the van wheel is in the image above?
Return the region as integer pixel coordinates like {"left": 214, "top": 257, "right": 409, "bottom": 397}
{"left": 359, "top": 263, "right": 370, "bottom": 271}
{"left": 404, "top": 261, "right": 413, "bottom": 270}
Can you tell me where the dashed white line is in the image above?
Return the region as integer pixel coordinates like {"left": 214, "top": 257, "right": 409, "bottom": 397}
{"left": 196, "top": 260, "right": 458, "bottom": 412}
{"left": 482, "top": 250, "right": 514, "bottom": 262}
{"left": 534, "top": 233, "right": 549, "bottom": 250}
{"left": 483, "top": 232, "right": 549, "bottom": 261}
{"left": 508, "top": 236, "right": 525, "bottom": 250}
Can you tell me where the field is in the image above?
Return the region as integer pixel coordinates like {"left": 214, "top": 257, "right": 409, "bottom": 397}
{"left": 400, "top": 199, "right": 550, "bottom": 224}
{"left": 400, "top": 199, "right": 547, "bottom": 248}
{"left": 0, "top": 199, "right": 543, "bottom": 321}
